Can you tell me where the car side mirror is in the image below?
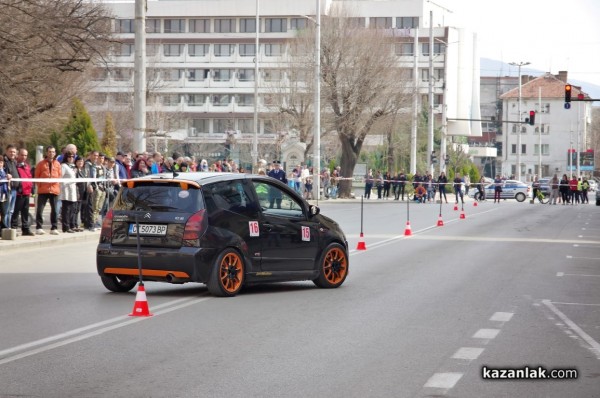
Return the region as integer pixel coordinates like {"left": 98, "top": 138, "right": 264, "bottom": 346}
{"left": 308, "top": 205, "right": 320, "bottom": 217}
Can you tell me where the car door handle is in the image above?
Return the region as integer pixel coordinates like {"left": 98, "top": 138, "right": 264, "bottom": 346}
{"left": 263, "top": 223, "right": 274, "bottom": 232}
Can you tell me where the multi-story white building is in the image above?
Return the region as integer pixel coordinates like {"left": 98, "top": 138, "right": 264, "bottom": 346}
{"left": 88, "top": 0, "right": 478, "bottom": 168}
{"left": 499, "top": 72, "right": 592, "bottom": 180}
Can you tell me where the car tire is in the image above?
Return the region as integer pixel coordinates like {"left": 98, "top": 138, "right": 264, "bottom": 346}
{"left": 207, "top": 248, "right": 245, "bottom": 297}
{"left": 313, "top": 243, "right": 349, "bottom": 289}
{"left": 515, "top": 192, "right": 526, "bottom": 202}
{"left": 100, "top": 275, "right": 137, "bottom": 293}
{"left": 596, "top": 199, "right": 600, "bottom": 206}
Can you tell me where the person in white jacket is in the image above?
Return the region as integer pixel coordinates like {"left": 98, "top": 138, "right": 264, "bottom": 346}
{"left": 60, "top": 151, "right": 78, "bottom": 233}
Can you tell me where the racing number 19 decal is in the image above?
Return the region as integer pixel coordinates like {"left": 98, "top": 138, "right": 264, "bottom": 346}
{"left": 301, "top": 226, "right": 310, "bottom": 242}
{"left": 249, "top": 221, "right": 260, "bottom": 237}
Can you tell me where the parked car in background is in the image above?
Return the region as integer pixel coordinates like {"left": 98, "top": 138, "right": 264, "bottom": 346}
{"left": 537, "top": 178, "right": 551, "bottom": 197}
{"left": 468, "top": 180, "right": 530, "bottom": 202}
{"left": 588, "top": 179, "right": 597, "bottom": 192}
{"left": 97, "top": 172, "right": 349, "bottom": 297}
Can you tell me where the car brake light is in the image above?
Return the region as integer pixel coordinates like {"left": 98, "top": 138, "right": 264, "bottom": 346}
{"left": 100, "top": 209, "right": 113, "bottom": 242}
{"left": 183, "top": 209, "right": 207, "bottom": 240}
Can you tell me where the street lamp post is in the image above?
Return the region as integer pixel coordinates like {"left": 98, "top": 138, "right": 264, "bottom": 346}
{"left": 509, "top": 61, "right": 530, "bottom": 181}
{"left": 313, "top": 0, "right": 321, "bottom": 201}
{"left": 252, "top": 0, "right": 260, "bottom": 172}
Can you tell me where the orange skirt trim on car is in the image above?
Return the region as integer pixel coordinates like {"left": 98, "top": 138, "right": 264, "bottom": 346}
{"left": 103, "top": 268, "right": 190, "bottom": 279}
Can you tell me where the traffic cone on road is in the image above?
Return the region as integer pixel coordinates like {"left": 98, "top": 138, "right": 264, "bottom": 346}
{"left": 453, "top": 203, "right": 458, "bottom": 211}
{"left": 129, "top": 283, "right": 153, "bottom": 317}
{"left": 404, "top": 221, "right": 412, "bottom": 236}
{"left": 437, "top": 214, "right": 444, "bottom": 226}
{"left": 460, "top": 209, "right": 466, "bottom": 219}
{"left": 473, "top": 201, "right": 478, "bottom": 207}
{"left": 356, "top": 232, "right": 367, "bottom": 250}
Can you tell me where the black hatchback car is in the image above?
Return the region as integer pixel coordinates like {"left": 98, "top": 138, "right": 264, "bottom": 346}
{"left": 97, "top": 172, "right": 349, "bottom": 296}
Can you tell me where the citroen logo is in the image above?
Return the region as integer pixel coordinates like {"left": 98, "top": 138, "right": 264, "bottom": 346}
{"left": 144, "top": 213, "right": 151, "bottom": 219}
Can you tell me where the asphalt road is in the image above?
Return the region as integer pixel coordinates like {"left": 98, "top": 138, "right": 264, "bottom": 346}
{"left": 0, "top": 199, "right": 599, "bottom": 397}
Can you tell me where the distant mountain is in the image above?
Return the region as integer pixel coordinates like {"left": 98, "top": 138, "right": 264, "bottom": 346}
{"left": 480, "top": 58, "right": 600, "bottom": 105}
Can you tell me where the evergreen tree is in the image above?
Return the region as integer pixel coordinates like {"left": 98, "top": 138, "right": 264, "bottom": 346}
{"left": 63, "top": 98, "right": 99, "bottom": 156}
{"left": 101, "top": 113, "right": 117, "bottom": 157}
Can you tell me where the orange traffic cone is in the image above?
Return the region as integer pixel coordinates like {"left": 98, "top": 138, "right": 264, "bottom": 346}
{"left": 460, "top": 209, "right": 466, "bottom": 219}
{"left": 437, "top": 214, "right": 444, "bottom": 226}
{"left": 404, "top": 221, "right": 412, "bottom": 236}
{"left": 453, "top": 203, "right": 458, "bottom": 211}
{"left": 473, "top": 201, "right": 478, "bottom": 207}
{"left": 356, "top": 232, "right": 367, "bottom": 250}
{"left": 129, "top": 283, "right": 153, "bottom": 317}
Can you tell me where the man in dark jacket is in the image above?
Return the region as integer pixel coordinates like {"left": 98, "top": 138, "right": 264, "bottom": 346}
{"left": 10, "top": 148, "right": 34, "bottom": 235}
{"left": 2, "top": 144, "right": 19, "bottom": 230}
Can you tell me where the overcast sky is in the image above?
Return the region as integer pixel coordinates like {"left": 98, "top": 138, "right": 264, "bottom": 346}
{"left": 442, "top": 0, "right": 600, "bottom": 87}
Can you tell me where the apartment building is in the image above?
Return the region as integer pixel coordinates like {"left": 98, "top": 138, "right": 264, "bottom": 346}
{"left": 88, "top": 0, "right": 475, "bottom": 168}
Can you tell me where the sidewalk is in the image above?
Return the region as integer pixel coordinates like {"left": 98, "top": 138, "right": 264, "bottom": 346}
{"left": 0, "top": 228, "right": 100, "bottom": 252}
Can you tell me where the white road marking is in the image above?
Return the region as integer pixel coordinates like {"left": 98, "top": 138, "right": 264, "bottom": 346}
{"left": 490, "top": 312, "right": 514, "bottom": 322}
{"left": 473, "top": 329, "right": 500, "bottom": 339}
{"left": 424, "top": 372, "right": 463, "bottom": 389}
{"left": 452, "top": 347, "right": 484, "bottom": 360}
{"left": 542, "top": 299, "right": 600, "bottom": 359}
{"left": 557, "top": 273, "right": 600, "bottom": 278}
{"left": 0, "top": 295, "right": 212, "bottom": 365}
{"left": 566, "top": 255, "right": 600, "bottom": 261}
{"left": 557, "top": 272, "right": 564, "bottom": 277}
{"left": 550, "top": 302, "right": 600, "bottom": 306}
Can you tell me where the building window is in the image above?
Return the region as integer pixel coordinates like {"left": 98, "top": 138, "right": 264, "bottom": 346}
{"left": 395, "top": 43, "right": 414, "bottom": 56}
{"left": 162, "top": 69, "right": 183, "bottom": 81}
{"left": 240, "top": 18, "right": 256, "bottom": 33}
{"left": 215, "top": 19, "right": 235, "bottom": 33}
{"left": 214, "top": 44, "right": 235, "bottom": 57}
{"left": 189, "top": 44, "right": 209, "bottom": 57}
{"left": 370, "top": 17, "right": 392, "bottom": 29}
{"left": 263, "top": 69, "right": 283, "bottom": 82}
{"left": 235, "top": 94, "right": 254, "bottom": 106}
{"left": 347, "top": 17, "right": 365, "bottom": 28}
{"left": 265, "top": 43, "right": 284, "bottom": 57}
{"left": 511, "top": 144, "right": 517, "bottom": 155}
{"left": 265, "top": 18, "right": 287, "bottom": 33}
{"left": 421, "top": 42, "right": 445, "bottom": 56}
{"left": 146, "top": 19, "right": 161, "bottom": 33}
{"left": 212, "top": 94, "right": 231, "bottom": 106}
{"left": 264, "top": 120, "right": 275, "bottom": 134}
{"left": 187, "top": 94, "right": 205, "bottom": 106}
{"left": 114, "top": 93, "right": 131, "bottom": 105}
{"left": 190, "top": 19, "right": 210, "bottom": 33}
{"left": 91, "top": 68, "right": 108, "bottom": 81}
{"left": 191, "top": 119, "right": 209, "bottom": 134}
{"left": 162, "top": 95, "right": 180, "bottom": 106}
{"left": 239, "top": 44, "right": 256, "bottom": 57}
{"left": 420, "top": 68, "right": 429, "bottom": 82}
{"left": 214, "top": 119, "right": 234, "bottom": 133}
{"left": 164, "top": 44, "right": 184, "bottom": 57}
{"left": 187, "top": 69, "right": 208, "bottom": 81}
{"left": 90, "top": 93, "right": 107, "bottom": 105}
{"left": 434, "top": 68, "right": 444, "bottom": 81}
{"left": 511, "top": 124, "right": 517, "bottom": 134}
{"left": 114, "top": 19, "right": 134, "bottom": 33}
{"left": 238, "top": 69, "right": 255, "bottom": 81}
{"left": 147, "top": 44, "right": 159, "bottom": 57}
{"left": 113, "top": 43, "right": 134, "bottom": 57}
{"left": 534, "top": 144, "right": 550, "bottom": 156}
{"left": 290, "top": 18, "right": 307, "bottom": 30}
{"left": 164, "top": 19, "right": 185, "bottom": 33}
{"left": 239, "top": 119, "right": 254, "bottom": 134}
{"left": 112, "top": 68, "right": 132, "bottom": 81}
{"left": 396, "top": 17, "right": 419, "bottom": 29}
{"left": 213, "top": 69, "right": 232, "bottom": 81}
{"left": 521, "top": 125, "right": 527, "bottom": 133}
{"left": 521, "top": 144, "right": 526, "bottom": 154}
{"left": 434, "top": 94, "right": 443, "bottom": 106}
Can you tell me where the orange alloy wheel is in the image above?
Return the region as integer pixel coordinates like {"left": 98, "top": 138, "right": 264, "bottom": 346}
{"left": 219, "top": 252, "right": 244, "bottom": 293}
{"left": 323, "top": 247, "right": 347, "bottom": 284}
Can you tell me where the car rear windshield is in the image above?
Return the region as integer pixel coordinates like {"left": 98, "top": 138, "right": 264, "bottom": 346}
{"left": 113, "top": 182, "right": 204, "bottom": 212}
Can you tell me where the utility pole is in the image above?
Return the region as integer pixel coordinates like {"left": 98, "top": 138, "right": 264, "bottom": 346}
{"left": 427, "top": 11, "right": 434, "bottom": 176}
{"left": 133, "top": 0, "right": 147, "bottom": 153}
{"left": 252, "top": 0, "right": 260, "bottom": 172}
{"left": 313, "top": 0, "right": 321, "bottom": 200}
{"left": 509, "top": 61, "right": 530, "bottom": 180}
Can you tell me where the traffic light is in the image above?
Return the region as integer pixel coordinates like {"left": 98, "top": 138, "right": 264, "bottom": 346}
{"left": 444, "top": 154, "right": 450, "bottom": 165}
{"left": 430, "top": 151, "right": 437, "bottom": 164}
{"left": 528, "top": 110, "right": 535, "bottom": 125}
{"left": 565, "top": 84, "right": 572, "bottom": 103}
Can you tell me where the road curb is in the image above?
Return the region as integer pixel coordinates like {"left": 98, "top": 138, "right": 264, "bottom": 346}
{"left": 0, "top": 231, "right": 100, "bottom": 253}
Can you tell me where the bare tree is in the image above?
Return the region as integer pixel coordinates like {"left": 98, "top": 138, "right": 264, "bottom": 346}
{"left": 0, "top": 0, "right": 114, "bottom": 144}
{"left": 320, "top": 11, "right": 413, "bottom": 197}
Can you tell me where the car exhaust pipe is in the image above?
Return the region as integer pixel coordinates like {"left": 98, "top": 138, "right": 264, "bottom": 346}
{"left": 166, "top": 273, "right": 185, "bottom": 284}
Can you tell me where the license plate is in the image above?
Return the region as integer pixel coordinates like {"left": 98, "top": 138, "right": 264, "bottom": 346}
{"left": 129, "top": 223, "right": 167, "bottom": 236}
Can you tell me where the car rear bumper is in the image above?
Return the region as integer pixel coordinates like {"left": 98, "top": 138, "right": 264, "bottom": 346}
{"left": 97, "top": 244, "right": 218, "bottom": 283}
